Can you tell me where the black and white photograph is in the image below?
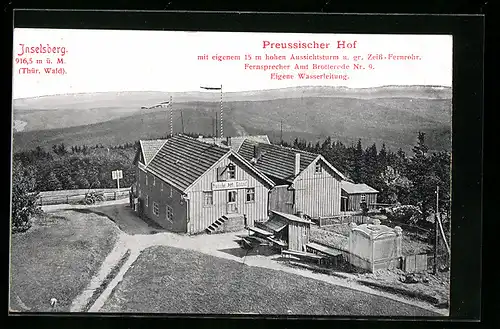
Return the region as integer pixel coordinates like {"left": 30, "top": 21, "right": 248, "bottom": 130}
{"left": 9, "top": 26, "right": 453, "bottom": 317}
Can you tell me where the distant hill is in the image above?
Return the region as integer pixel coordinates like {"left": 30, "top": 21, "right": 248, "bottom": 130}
{"left": 13, "top": 85, "right": 451, "bottom": 132}
{"left": 13, "top": 88, "right": 452, "bottom": 154}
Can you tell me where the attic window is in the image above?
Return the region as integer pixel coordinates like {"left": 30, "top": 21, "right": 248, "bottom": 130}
{"left": 228, "top": 163, "right": 236, "bottom": 179}
{"left": 315, "top": 162, "right": 322, "bottom": 174}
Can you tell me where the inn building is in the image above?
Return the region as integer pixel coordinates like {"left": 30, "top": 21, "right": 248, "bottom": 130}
{"left": 132, "top": 134, "right": 275, "bottom": 234}
{"left": 237, "top": 140, "right": 347, "bottom": 219}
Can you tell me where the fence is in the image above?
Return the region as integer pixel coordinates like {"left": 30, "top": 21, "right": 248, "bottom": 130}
{"left": 37, "top": 188, "right": 130, "bottom": 206}
{"left": 318, "top": 214, "right": 371, "bottom": 227}
{"left": 402, "top": 254, "right": 428, "bottom": 272}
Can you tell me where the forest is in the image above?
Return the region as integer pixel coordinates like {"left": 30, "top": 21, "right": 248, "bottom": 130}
{"left": 12, "top": 131, "right": 451, "bottom": 227}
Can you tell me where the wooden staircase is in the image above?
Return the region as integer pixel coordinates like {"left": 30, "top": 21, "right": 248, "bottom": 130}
{"left": 205, "top": 215, "right": 228, "bottom": 234}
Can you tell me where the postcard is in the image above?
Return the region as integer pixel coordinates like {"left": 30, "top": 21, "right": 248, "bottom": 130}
{"left": 10, "top": 27, "right": 453, "bottom": 317}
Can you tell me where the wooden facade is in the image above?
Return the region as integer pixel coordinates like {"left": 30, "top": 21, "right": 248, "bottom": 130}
{"left": 293, "top": 157, "right": 342, "bottom": 218}
{"left": 185, "top": 154, "right": 272, "bottom": 234}
{"left": 134, "top": 135, "right": 274, "bottom": 234}
{"left": 268, "top": 185, "right": 294, "bottom": 214}
{"left": 136, "top": 164, "right": 188, "bottom": 232}
{"left": 341, "top": 192, "right": 378, "bottom": 212}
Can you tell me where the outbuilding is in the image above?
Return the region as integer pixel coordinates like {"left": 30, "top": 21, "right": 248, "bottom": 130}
{"left": 341, "top": 181, "right": 379, "bottom": 212}
{"left": 132, "top": 134, "right": 275, "bottom": 234}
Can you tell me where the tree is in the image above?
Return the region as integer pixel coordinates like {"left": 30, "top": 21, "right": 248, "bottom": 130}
{"left": 379, "top": 165, "right": 412, "bottom": 204}
{"left": 11, "top": 161, "right": 41, "bottom": 233}
{"left": 44, "top": 171, "right": 63, "bottom": 191}
{"left": 406, "top": 132, "right": 438, "bottom": 222}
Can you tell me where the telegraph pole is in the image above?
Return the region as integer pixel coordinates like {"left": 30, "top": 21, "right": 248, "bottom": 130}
{"left": 169, "top": 95, "right": 173, "bottom": 137}
{"left": 180, "top": 109, "right": 185, "bottom": 134}
{"left": 220, "top": 84, "right": 223, "bottom": 138}
{"left": 280, "top": 119, "right": 283, "bottom": 145}
{"left": 434, "top": 185, "right": 439, "bottom": 274}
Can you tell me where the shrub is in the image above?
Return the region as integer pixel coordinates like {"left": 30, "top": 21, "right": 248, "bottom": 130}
{"left": 11, "top": 162, "right": 42, "bottom": 233}
{"left": 385, "top": 205, "right": 422, "bottom": 225}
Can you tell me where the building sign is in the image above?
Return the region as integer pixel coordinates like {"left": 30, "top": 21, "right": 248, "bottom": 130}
{"left": 212, "top": 180, "right": 248, "bottom": 191}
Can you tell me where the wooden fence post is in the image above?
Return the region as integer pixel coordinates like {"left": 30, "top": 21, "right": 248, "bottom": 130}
{"left": 67, "top": 196, "right": 69, "bottom": 204}
{"left": 114, "top": 192, "right": 117, "bottom": 200}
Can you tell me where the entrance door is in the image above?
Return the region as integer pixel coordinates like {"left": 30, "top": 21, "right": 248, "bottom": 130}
{"left": 227, "top": 190, "right": 238, "bottom": 214}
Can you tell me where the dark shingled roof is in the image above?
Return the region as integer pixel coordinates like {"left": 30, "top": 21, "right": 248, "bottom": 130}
{"left": 238, "top": 140, "right": 319, "bottom": 183}
{"left": 140, "top": 139, "right": 167, "bottom": 165}
{"left": 146, "top": 134, "right": 230, "bottom": 191}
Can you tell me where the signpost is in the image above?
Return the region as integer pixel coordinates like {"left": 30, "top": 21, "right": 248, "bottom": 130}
{"left": 112, "top": 170, "right": 123, "bottom": 189}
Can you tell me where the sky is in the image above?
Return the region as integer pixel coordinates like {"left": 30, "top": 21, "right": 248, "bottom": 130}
{"left": 12, "top": 29, "right": 453, "bottom": 99}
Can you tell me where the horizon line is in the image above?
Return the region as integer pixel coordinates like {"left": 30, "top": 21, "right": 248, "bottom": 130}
{"left": 13, "top": 84, "right": 452, "bottom": 101}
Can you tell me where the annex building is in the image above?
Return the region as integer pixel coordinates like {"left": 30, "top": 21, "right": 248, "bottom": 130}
{"left": 237, "top": 139, "right": 346, "bottom": 220}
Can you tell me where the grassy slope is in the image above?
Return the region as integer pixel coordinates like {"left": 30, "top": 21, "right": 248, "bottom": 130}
{"left": 9, "top": 210, "right": 120, "bottom": 312}
{"left": 13, "top": 96, "right": 451, "bottom": 153}
{"left": 101, "top": 245, "right": 437, "bottom": 316}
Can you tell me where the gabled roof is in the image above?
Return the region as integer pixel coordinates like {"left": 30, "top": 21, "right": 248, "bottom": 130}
{"left": 341, "top": 181, "right": 379, "bottom": 194}
{"left": 197, "top": 135, "right": 271, "bottom": 153}
{"left": 230, "top": 135, "right": 271, "bottom": 152}
{"left": 237, "top": 140, "right": 345, "bottom": 183}
{"left": 146, "top": 135, "right": 229, "bottom": 192}
{"left": 139, "top": 139, "right": 167, "bottom": 165}
{"left": 144, "top": 134, "right": 274, "bottom": 192}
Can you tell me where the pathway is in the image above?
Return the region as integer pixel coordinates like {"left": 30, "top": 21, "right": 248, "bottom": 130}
{"left": 71, "top": 228, "right": 448, "bottom": 315}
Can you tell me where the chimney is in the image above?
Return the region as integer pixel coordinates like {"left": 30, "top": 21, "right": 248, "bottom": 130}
{"left": 226, "top": 136, "right": 231, "bottom": 147}
{"left": 294, "top": 153, "right": 301, "bottom": 176}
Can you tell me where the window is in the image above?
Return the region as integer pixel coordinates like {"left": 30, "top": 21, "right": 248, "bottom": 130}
{"left": 204, "top": 191, "right": 213, "bottom": 206}
{"left": 315, "top": 162, "right": 322, "bottom": 173}
{"left": 246, "top": 188, "right": 255, "bottom": 202}
{"left": 145, "top": 174, "right": 148, "bottom": 186}
{"left": 161, "top": 182, "right": 163, "bottom": 192}
{"left": 217, "top": 167, "right": 227, "bottom": 181}
{"left": 228, "top": 190, "right": 237, "bottom": 203}
{"left": 145, "top": 195, "right": 149, "bottom": 207}
{"left": 153, "top": 202, "right": 159, "bottom": 216}
{"left": 361, "top": 194, "right": 366, "bottom": 202}
{"left": 166, "top": 205, "right": 173, "bottom": 222}
{"left": 228, "top": 164, "right": 236, "bottom": 179}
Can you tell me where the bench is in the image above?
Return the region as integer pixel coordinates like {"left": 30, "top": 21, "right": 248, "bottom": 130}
{"left": 267, "top": 237, "right": 288, "bottom": 250}
{"left": 306, "top": 242, "right": 342, "bottom": 257}
{"left": 281, "top": 249, "right": 325, "bottom": 265}
{"left": 246, "top": 226, "right": 274, "bottom": 237}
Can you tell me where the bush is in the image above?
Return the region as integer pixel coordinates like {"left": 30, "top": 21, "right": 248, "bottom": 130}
{"left": 385, "top": 205, "right": 422, "bottom": 225}
{"left": 11, "top": 162, "right": 42, "bottom": 233}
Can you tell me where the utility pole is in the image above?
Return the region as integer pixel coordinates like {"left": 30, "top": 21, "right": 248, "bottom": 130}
{"left": 220, "top": 84, "right": 223, "bottom": 139}
{"left": 280, "top": 119, "right": 283, "bottom": 145}
{"left": 169, "top": 95, "right": 173, "bottom": 137}
{"left": 180, "top": 109, "right": 185, "bottom": 134}
{"left": 434, "top": 185, "right": 439, "bottom": 274}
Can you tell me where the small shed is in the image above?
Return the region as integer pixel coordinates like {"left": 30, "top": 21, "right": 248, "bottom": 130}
{"left": 341, "top": 181, "right": 379, "bottom": 212}
{"left": 256, "top": 210, "right": 312, "bottom": 251}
